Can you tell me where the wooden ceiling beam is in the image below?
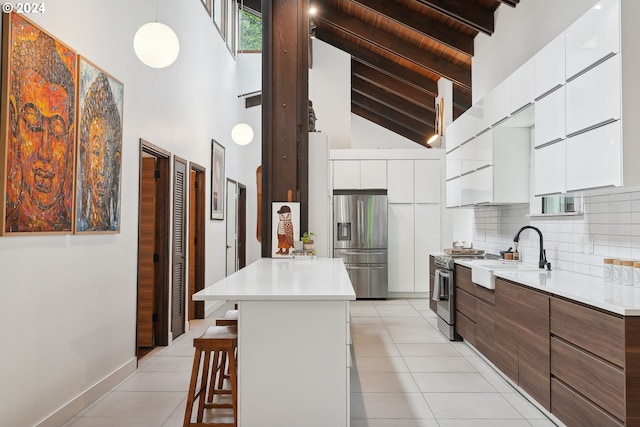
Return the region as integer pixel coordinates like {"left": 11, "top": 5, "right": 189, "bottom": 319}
{"left": 352, "top": 104, "right": 433, "bottom": 148}
{"left": 317, "top": 4, "right": 471, "bottom": 89}
{"left": 351, "top": 60, "right": 436, "bottom": 112}
{"left": 317, "top": 30, "right": 439, "bottom": 97}
{"left": 350, "top": 0, "right": 474, "bottom": 56}
{"left": 352, "top": 90, "right": 434, "bottom": 135}
{"left": 453, "top": 87, "right": 472, "bottom": 110}
{"left": 352, "top": 76, "right": 436, "bottom": 126}
{"left": 414, "top": 0, "right": 495, "bottom": 35}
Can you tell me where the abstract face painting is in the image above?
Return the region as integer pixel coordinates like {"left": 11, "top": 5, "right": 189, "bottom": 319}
{"left": 2, "top": 13, "right": 77, "bottom": 234}
{"left": 75, "top": 57, "right": 123, "bottom": 233}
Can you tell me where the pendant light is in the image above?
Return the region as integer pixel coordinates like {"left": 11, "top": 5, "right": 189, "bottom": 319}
{"left": 133, "top": 0, "right": 180, "bottom": 68}
{"left": 231, "top": 122, "right": 254, "bottom": 146}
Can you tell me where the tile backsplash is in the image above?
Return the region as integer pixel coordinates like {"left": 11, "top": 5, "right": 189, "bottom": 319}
{"left": 472, "top": 190, "right": 640, "bottom": 279}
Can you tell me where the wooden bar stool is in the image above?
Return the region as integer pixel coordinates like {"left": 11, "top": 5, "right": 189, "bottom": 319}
{"left": 215, "top": 309, "right": 238, "bottom": 326}
{"left": 183, "top": 325, "right": 238, "bottom": 427}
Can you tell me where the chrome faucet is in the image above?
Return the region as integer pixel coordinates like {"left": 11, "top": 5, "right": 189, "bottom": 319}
{"left": 513, "top": 225, "right": 551, "bottom": 270}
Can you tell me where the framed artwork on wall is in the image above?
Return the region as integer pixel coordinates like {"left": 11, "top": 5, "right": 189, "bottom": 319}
{"left": 201, "top": 0, "right": 212, "bottom": 16}
{"left": 75, "top": 56, "right": 124, "bottom": 233}
{"left": 271, "top": 202, "right": 300, "bottom": 258}
{"left": 211, "top": 140, "right": 225, "bottom": 220}
{"left": 0, "top": 13, "right": 77, "bottom": 235}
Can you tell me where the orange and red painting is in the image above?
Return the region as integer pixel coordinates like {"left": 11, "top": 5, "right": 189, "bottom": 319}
{"left": 1, "top": 13, "right": 77, "bottom": 234}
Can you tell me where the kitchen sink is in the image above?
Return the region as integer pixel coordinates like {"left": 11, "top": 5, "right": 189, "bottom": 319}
{"left": 469, "top": 259, "right": 541, "bottom": 289}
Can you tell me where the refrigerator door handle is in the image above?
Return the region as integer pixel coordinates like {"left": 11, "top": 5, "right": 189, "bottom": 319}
{"left": 341, "top": 251, "right": 385, "bottom": 256}
{"left": 357, "top": 199, "right": 364, "bottom": 246}
{"left": 345, "top": 265, "right": 386, "bottom": 270}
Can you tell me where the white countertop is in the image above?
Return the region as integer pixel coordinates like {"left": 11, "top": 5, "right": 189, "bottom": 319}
{"left": 492, "top": 269, "right": 640, "bottom": 316}
{"left": 453, "top": 259, "right": 640, "bottom": 316}
{"left": 193, "top": 257, "right": 356, "bottom": 301}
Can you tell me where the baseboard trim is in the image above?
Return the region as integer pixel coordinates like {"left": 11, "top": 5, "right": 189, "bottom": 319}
{"left": 35, "top": 357, "right": 137, "bottom": 427}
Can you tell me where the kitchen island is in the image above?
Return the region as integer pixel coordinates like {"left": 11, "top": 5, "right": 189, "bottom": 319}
{"left": 193, "top": 257, "right": 356, "bottom": 427}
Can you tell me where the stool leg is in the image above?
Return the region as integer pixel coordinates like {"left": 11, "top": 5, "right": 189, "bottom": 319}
{"left": 196, "top": 350, "right": 212, "bottom": 423}
{"left": 183, "top": 349, "right": 202, "bottom": 427}
{"left": 216, "top": 351, "right": 228, "bottom": 390}
{"left": 228, "top": 348, "right": 238, "bottom": 426}
{"left": 206, "top": 349, "right": 221, "bottom": 403}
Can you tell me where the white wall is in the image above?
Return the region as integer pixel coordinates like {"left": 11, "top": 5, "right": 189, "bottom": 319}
{"left": 472, "top": 0, "right": 599, "bottom": 102}
{"left": 350, "top": 114, "right": 421, "bottom": 149}
{"left": 0, "top": 1, "right": 261, "bottom": 426}
{"left": 309, "top": 38, "right": 351, "bottom": 148}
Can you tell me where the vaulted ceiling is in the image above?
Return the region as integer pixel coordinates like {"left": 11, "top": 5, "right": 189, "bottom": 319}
{"left": 245, "top": 0, "right": 521, "bottom": 148}
{"left": 311, "top": 0, "right": 521, "bottom": 147}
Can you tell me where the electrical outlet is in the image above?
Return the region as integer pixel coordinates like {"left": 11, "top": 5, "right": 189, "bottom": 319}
{"left": 583, "top": 236, "right": 594, "bottom": 254}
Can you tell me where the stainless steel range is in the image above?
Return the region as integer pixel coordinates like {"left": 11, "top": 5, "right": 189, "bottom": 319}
{"left": 433, "top": 251, "right": 484, "bottom": 340}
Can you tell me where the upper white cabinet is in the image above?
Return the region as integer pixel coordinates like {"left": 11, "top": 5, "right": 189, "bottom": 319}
{"left": 566, "top": 121, "right": 621, "bottom": 191}
{"left": 388, "top": 160, "right": 414, "bottom": 203}
{"left": 445, "top": 127, "right": 530, "bottom": 207}
{"left": 414, "top": 160, "right": 441, "bottom": 204}
{"left": 534, "top": 140, "right": 566, "bottom": 196}
{"left": 565, "top": 0, "right": 620, "bottom": 80}
{"left": 510, "top": 58, "right": 534, "bottom": 114}
{"left": 534, "top": 86, "right": 565, "bottom": 147}
{"left": 360, "top": 160, "right": 387, "bottom": 189}
{"left": 333, "top": 160, "right": 387, "bottom": 189}
{"left": 332, "top": 160, "right": 360, "bottom": 189}
{"left": 485, "top": 78, "right": 511, "bottom": 126}
{"left": 565, "top": 54, "right": 621, "bottom": 136}
{"left": 534, "top": 32, "right": 566, "bottom": 100}
{"left": 446, "top": 110, "right": 476, "bottom": 152}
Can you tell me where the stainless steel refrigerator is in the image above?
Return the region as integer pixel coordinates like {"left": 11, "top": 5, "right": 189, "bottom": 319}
{"left": 333, "top": 190, "right": 388, "bottom": 299}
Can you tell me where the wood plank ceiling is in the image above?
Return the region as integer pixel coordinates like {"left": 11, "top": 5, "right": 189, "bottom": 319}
{"left": 310, "top": 0, "right": 521, "bottom": 147}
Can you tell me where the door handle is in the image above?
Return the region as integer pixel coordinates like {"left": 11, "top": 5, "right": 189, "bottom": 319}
{"left": 227, "top": 245, "right": 232, "bottom": 249}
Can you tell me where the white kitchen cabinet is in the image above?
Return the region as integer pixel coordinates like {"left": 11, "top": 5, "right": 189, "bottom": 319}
{"left": 446, "top": 178, "right": 461, "bottom": 208}
{"left": 414, "top": 204, "right": 441, "bottom": 291}
{"left": 534, "top": 140, "right": 566, "bottom": 196}
{"left": 566, "top": 121, "right": 621, "bottom": 191}
{"left": 565, "top": 0, "right": 620, "bottom": 80}
{"left": 388, "top": 204, "right": 415, "bottom": 293}
{"left": 510, "top": 58, "right": 534, "bottom": 114}
{"left": 387, "top": 160, "right": 414, "bottom": 203}
{"left": 332, "top": 159, "right": 387, "bottom": 190}
{"left": 446, "top": 110, "right": 476, "bottom": 152}
{"left": 565, "top": 54, "right": 621, "bottom": 137}
{"left": 332, "top": 160, "right": 361, "bottom": 189}
{"left": 475, "top": 129, "right": 493, "bottom": 170}
{"left": 446, "top": 127, "right": 530, "bottom": 206}
{"left": 534, "top": 86, "right": 565, "bottom": 147}
{"left": 445, "top": 145, "right": 462, "bottom": 180}
{"left": 534, "top": 32, "right": 566, "bottom": 100}
{"left": 414, "top": 160, "right": 440, "bottom": 204}
{"left": 360, "top": 160, "right": 387, "bottom": 189}
{"left": 485, "top": 78, "right": 511, "bottom": 126}
{"left": 459, "top": 140, "right": 476, "bottom": 176}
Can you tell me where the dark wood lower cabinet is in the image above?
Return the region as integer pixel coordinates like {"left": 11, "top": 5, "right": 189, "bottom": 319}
{"left": 551, "top": 378, "right": 623, "bottom": 427}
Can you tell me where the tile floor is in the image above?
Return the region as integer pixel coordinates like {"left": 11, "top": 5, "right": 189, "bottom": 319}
{"left": 62, "top": 299, "right": 560, "bottom": 427}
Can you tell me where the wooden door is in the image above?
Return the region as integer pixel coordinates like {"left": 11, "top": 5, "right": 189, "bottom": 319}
{"left": 172, "top": 157, "right": 187, "bottom": 339}
{"left": 238, "top": 183, "right": 247, "bottom": 269}
{"left": 189, "top": 165, "right": 205, "bottom": 320}
{"left": 138, "top": 157, "right": 156, "bottom": 348}
{"left": 226, "top": 179, "right": 238, "bottom": 275}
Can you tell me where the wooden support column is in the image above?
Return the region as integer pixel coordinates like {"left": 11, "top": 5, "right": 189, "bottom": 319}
{"left": 261, "top": 0, "right": 309, "bottom": 257}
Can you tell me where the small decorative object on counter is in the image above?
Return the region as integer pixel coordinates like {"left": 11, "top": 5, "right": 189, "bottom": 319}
{"left": 301, "top": 232, "right": 316, "bottom": 251}
{"left": 622, "top": 260, "right": 634, "bottom": 305}
{"left": 604, "top": 258, "right": 614, "bottom": 300}
{"left": 613, "top": 259, "right": 622, "bottom": 303}
{"left": 513, "top": 242, "right": 520, "bottom": 261}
